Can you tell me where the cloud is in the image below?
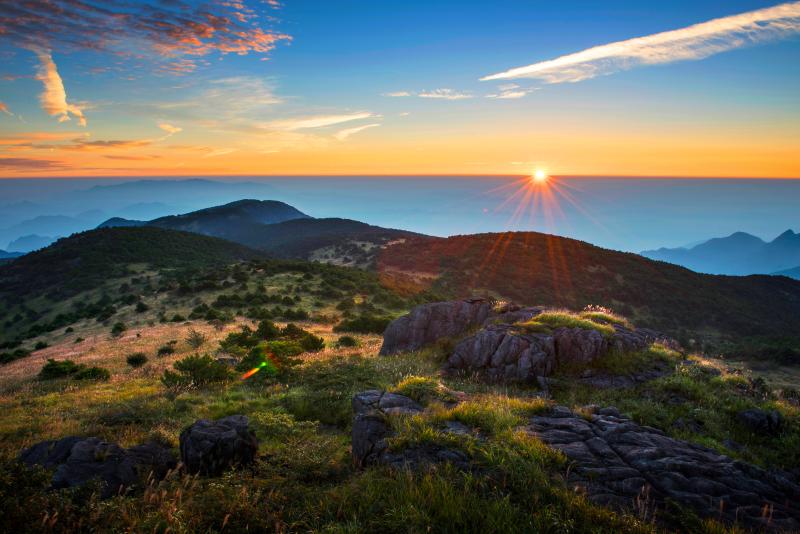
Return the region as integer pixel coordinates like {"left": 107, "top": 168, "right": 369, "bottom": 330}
{"left": 418, "top": 89, "right": 473, "bottom": 100}
{"left": 481, "top": 1, "right": 800, "bottom": 83}
{"left": 202, "top": 148, "right": 237, "bottom": 158}
{"left": 33, "top": 49, "right": 87, "bottom": 126}
{"left": 0, "top": 1, "right": 291, "bottom": 67}
{"left": 0, "top": 101, "right": 11, "bottom": 115}
{"left": 334, "top": 123, "right": 380, "bottom": 141}
{"left": 265, "top": 112, "right": 375, "bottom": 131}
{"left": 383, "top": 91, "right": 411, "bottom": 97}
{"left": 0, "top": 156, "right": 67, "bottom": 170}
{"left": 486, "top": 84, "right": 537, "bottom": 99}
{"left": 158, "top": 123, "right": 183, "bottom": 137}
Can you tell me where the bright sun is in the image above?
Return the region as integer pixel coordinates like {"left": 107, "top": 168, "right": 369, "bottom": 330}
{"left": 533, "top": 169, "right": 548, "bottom": 183}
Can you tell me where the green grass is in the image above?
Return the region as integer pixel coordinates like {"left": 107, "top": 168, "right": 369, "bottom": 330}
{"left": 518, "top": 310, "right": 616, "bottom": 338}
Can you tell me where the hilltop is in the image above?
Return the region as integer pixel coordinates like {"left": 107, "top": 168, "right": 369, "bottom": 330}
{"left": 378, "top": 232, "right": 800, "bottom": 348}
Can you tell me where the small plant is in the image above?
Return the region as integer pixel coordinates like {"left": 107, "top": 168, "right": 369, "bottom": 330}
{"left": 186, "top": 328, "right": 207, "bottom": 349}
{"left": 161, "top": 354, "right": 231, "bottom": 388}
{"left": 38, "top": 359, "right": 83, "bottom": 380}
{"left": 74, "top": 337, "right": 84, "bottom": 344}
{"left": 34, "top": 341, "right": 48, "bottom": 350}
{"left": 157, "top": 344, "right": 176, "bottom": 357}
{"left": 237, "top": 341, "right": 303, "bottom": 380}
{"left": 126, "top": 352, "right": 148, "bottom": 368}
{"left": 171, "top": 314, "right": 187, "bottom": 322}
{"left": 73, "top": 366, "right": 111, "bottom": 381}
{"left": 333, "top": 313, "right": 392, "bottom": 334}
{"left": 135, "top": 301, "right": 149, "bottom": 313}
{"left": 336, "top": 335, "right": 359, "bottom": 348}
{"left": 111, "top": 321, "right": 126, "bottom": 337}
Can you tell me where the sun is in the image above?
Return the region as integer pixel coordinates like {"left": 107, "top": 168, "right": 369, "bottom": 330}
{"left": 532, "top": 169, "right": 548, "bottom": 183}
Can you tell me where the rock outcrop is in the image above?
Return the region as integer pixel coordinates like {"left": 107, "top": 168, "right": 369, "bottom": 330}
{"left": 179, "top": 415, "right": 259, "bottom": 476}
{"left": 351, "top": 390, "right": 469, "bottom": 470}
{"left": 19, "top": 437, "right": 176, "bottom": 498}
{"left": 526, "top": 406, "right": 800, "bottom": 531}
{"left": 446, "top": 323, "right": 676, "bottom": 383}
{"left": 379, "top": 299, "right": 541, "bottom": 356}
{"left": 737, "top": 409, "right": 784, "bottom": 435}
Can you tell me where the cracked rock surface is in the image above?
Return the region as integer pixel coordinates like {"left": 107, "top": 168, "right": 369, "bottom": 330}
{"left": 351, "top": 390, "right": 469, "bottom": 470}
{"left": 525, "top": 406, "right": 800, "bottom": 531}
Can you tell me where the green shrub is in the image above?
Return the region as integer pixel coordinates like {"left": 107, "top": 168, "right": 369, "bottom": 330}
{"left": 161, "top": 354, "right": 231, "bottom": 388}
{"left": 135, "top": 301, "right": 149, "bottom": 313}
{"left": 281, "top": 323, "right": 325, "bottom": 352}
{"left": 518, "top": 311, "right": 615, "bottom": 338}
{"left": 171, "top": 314, "right": 186, "bottom": 322}
{"left": 126, "top": 352, "right": 148, "bottom": 368}
{"left": 337, "top": 335, "right": 359, "bottom": 348}
{"left": 237, "top": 340, "right": 304, "bottom": 380}
{"left": 73, "top": 366, "right": 111, "bottom": 381}
{"left": 157, "top": 344, "right": 176, "bottom": 357}
{"left": 38, "top": 359, "right": 83, "bottom": 380}
{"left": 34, "top": 341, "right": 48, "bottom": 350}
{"left": 333, "top": 314, "right": 392, "bottom": 334}
{"left": 111, "top": 321, "right": 126, "bottom": 337}
{"left": 186, "top": 328, "right": 207, "bottom": 349}
{"left": 0, "top": 348, "right": 30, "bottom": 365}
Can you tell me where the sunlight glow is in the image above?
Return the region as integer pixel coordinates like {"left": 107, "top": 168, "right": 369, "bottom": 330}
{"left": 533, "top": 170, "right": 548, "bottom": 183}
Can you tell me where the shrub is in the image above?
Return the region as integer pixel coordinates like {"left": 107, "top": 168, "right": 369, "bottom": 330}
{"left": 157, "top": 344, "right": 176, "bottom": 357}
{"left": 161, "top": 354, "right": 231, "bottom": 388}
{"left": 65, "top": 327, "right": 74, "bottom": 333}
{"left": 74, "top": 337, "right": 84, "bottom": 344}
{"left": 73, "top": 366, "right": 111, "bottom": 381}
{"left": 126, "top": 352, "right": 148, "bottom": 368}
{"left": 0, "top": 348, "right": 30, "bottom": 365}
{"left": 337, "top": 335, "right": 359, "bottom": 348}
{"left": 111, "top": 322, "right": 126, "bottom": 337}
{"left": 333, "top": 314, "right": 392, "bottom": 334}
{"left": 171, "top": 314, "right": 186, "bottom": 322}
{"left": 237, "top": 341, "right": 303, "bottom": 380}
{"left": 186, "top": 328, "right": 207, "bottom": 349}
{"left": 256, "top": 320, "right": 281, "bottom": 340}
{"left": 38, "top": 359, "right": 83, "bottom": 380}
{"left": 281, "top": 323, "right": 325, "bottom": 352}
{"left": 34, "top": 341, "right": 48, "bottom": 350}
{"left": 135, "top": 301, "right": 149, "bottom": 313}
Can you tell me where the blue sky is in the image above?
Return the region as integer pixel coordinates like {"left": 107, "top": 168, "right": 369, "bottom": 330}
{"left": 0, "top": 1, "right": 798, "bottom": 177}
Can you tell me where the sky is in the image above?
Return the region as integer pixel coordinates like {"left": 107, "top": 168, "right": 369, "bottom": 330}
{"left": 0, "top": 0, "right": 798, "bottom": 178}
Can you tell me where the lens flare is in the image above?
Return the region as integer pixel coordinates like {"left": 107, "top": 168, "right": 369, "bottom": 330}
{"left": 533, "top": 169, "right": 548, "bottom": 183}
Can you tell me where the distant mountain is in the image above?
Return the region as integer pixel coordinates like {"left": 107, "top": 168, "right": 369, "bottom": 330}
{"left": 0, "top": 250, "right": 23, "bottom": 260}
{"left": 98, "top": 199, "right": 422, "bottom": 266}
{"left": 0, "top": 212, "right": 108, "bottom": 250}
{"left": 97, "top": 217, "right": 146, "bottom": 228}
{"left": 641, "top": 230, "right": 800, "bottom": 275}
{"left": 0, "top": 227, "right": 263, "bottom": 301}
{"left": 7, "top": 234, "right": 56, "bottom": 253}
{"left": 774, "top": 266, "right": 800, "bottom": 280}
{"left": 379, "top": 232, "right": 800, "bottom": 345}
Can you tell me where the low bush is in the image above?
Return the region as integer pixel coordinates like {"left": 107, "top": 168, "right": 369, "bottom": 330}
{"left": 336, "top": 335, "right": 359, "bottom": 348}
{"left": 237, "top": 341, "right": 304, "bottom": 381}
{"left": 38, "top": 359, "right": 83, "bottom": 380}
{"left": 73, "top": 366, "right": 111, "bottom": 381}
{"left": 34, "top": 341, "right": 48, "bottom": 350}
{"left": 518, "top": 311, "right": 616, "bottom": 338}
{"left": 111, "top": 321, "right": 126, "bottom": 337}
{"left": 333, "top": 314, "right": 392, "bottom": 334}
{"left": 157, "top": 344, "right": 176, "bottom": 357}
{"left": 162, "top": 354, "right": 231, "bottom": 388}
{"left": 186, "top": 328, "right": 207, "bottom": 349}
{"left": 126, "top": 352, "right": 148, "bottom": 368}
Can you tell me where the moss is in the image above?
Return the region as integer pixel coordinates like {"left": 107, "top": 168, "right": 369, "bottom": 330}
{"left": 518, "top": 311, "right": 616, "bottom": 338}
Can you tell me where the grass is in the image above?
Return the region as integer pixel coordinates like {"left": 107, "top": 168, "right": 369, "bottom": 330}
{"left": 517, "top": 310, "right": 617, "bottom": 338}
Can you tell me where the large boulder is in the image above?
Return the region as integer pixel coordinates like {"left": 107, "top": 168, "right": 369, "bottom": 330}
{"left": 527, "top": 406, "right": 800, "bottom": 531}
{"left": 379, "top": 299, "right": 541, "bottom": 356}
{"left": 447, "top": 322, "right": 677, "bottom": 384}
{"left": 179, "top": 415, "right": 259, "bottom": 476}
{"left": 19, "top": 436, "right": 176, "bottom": 498}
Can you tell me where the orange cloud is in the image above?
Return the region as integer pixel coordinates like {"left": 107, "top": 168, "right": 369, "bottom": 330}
{"left": 33, "top": 49, "right": 86, "bottom": 126}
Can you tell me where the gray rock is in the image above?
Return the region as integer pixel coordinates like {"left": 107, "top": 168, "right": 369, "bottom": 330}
{"left": 526, "top": 406, "right": 800, "bottom": 531}
{"left": 179, "top": 415, "right": 259, "bottom": 476}
{"left": 737, "top": 409, "right": 784, "bottom": 434}
{"left": 19, "top": 436, "right": 176, "bottom": 498}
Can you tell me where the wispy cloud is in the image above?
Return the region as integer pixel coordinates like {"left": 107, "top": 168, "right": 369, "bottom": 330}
{"left": 384, "top": 88, "right": 473, "bottom": 100}
{"left": 33, "top": 49, "right": 86, "bottom": 126}
{"left": 0, "top": 102, "right": 11, "bottom": 116}
{"left": 482, "top": 1, "right": 800, "bottom": 83}
{"left": 158, "top": 123, "right": 182, "bottom": 136}
{"left": 334, "top": 123, "right": 380, "bottom": 141}
{"left": 265, "top": 112, "right": 375, "bottom": 131}
{"left": 202, "top": 148, "right": 237, "bottom": 158}
{"left": 486, "top": 84, "right": 537, "bottom": 99}
{"left": 0, "top": 1, "right": 290, "bottom": 69}
{"left": 0, "top": 156, "right": 67, "bottom": 170}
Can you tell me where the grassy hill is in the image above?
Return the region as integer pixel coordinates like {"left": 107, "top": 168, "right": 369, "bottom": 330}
{"left": 378, "top": 232, "right": 800, "bottom": 349}
{"left": 0, "top": 227, "right": 263, "bottom": 302}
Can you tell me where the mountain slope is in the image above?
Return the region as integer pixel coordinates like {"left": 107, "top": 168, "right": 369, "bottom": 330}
{"left": 774, "top": 265, "right": 800, "bottom": 280}
{"left": 641, "top": 229, "right": 800, "bottom": 275}
{"left": 0, "top": 227, "right": 263, "bottom": 301}
{"left": 378, "top": 232, "right": 800, "bottom": 344}
{"left": 0, "top": 250, "right": 23, "bottom": 260}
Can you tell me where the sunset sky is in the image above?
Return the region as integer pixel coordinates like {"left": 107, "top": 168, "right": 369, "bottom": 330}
{"left": 0, "top": 0, "right": 798, "bottom": 178}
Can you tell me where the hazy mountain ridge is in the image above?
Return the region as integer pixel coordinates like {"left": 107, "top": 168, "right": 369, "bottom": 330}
{"left": 641, "top": 229, "right": 800, "bottom": 275}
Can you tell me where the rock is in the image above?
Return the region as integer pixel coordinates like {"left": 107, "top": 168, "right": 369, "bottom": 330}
{"left": 351, "top": 390, "right": 468, "bottom": 470}
{"left": 19, "top": 436, "right": 176, "bottom": 498}
{"left": 179, "top": 415, "right": 259, "bottom": 476}
{"left": 737, "top": 409, "right": 784, "bottom": 434}
{"left": 526, "top": 406, "right": 800, "bottom": 531}
{"left": 379, "top": 299, "right": 494, "bottom": 355}
{"left": 379, "top": 299, "right": 543, "bottom": 356}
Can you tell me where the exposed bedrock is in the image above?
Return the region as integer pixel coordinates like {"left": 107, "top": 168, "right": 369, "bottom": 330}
{"left": 526, "top": 406, "right": 800, "bottom": 532}
{"left": 379, "top": 298, "right": 542, "bottom": 356}
{"left": 446, "top": 323, "right": 677, "bottom": 383}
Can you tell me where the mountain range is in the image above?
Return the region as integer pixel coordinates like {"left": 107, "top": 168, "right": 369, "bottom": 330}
{"left": 641, "top": 230, "right": 800, "bottom": 278}
{"left": 99, "top": 199, "right": 422, "bottom": 267}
